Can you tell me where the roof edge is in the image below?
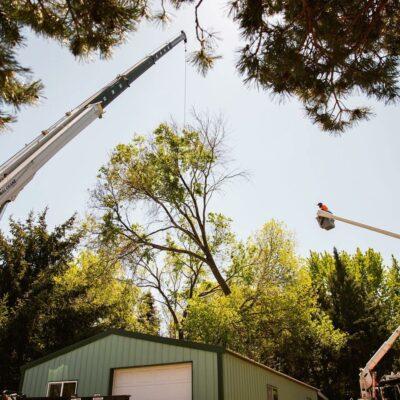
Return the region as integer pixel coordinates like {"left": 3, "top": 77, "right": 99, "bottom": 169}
{"left": 21, "top": 329, "right": 224, "bottom": 372}
{"left": 21, "top": 330, "right": 110, "bottom": 372}
{"left": 111, "top": 329, "right": 224, "bottom": 353}
{"left": 225, "top": 349, "right": 319, "bottom": 392}
{"left": 318, "top": 390, "right": 330, "bottom": 400}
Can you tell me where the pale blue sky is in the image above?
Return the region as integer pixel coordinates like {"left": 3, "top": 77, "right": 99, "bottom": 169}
{"left": 1, "top": 1, "right": 399, "bottom": 260}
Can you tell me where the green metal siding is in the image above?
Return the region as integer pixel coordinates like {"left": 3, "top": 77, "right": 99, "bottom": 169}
{"left": 22, "top": 334, "right": 218, "bottom": 400}
{"left": 222, "top": 353, "right": 318, "bottom": 400}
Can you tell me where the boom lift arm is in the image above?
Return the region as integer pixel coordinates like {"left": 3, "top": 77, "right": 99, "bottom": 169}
{"left": 317, "top": 210, "right": 400, "bottom": 240}
{"left": 359, "top": 326, "right": 400, "bottom": 399}
{"left": 0, "top": 31, "right": 187, "bottom": 218}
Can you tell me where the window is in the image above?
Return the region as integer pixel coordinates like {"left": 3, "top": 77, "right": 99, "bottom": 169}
{"left": 47, "top": 381, "right": 77, "bottom": 397}
{"left": 48, "top": 383, "right": 62, "bottom": 397}
{"left": 62, "top": 382, "right": 77, "bottom": 397}
{"left": 267, "top": 384, "right": 279, "bottom": 400}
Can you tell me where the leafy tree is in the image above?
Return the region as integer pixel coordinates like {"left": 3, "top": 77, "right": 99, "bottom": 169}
{"left": 330, "top": 248, "right": 366, "bottom": 334}
{"left": 92, "top": 116, "right": 242, "bottom": 295}
{"left": 385, "top": 257, "right": 400, "bottom": 329}
{"left": 53, "top": 250, "right": 144, "bottom": 335}
{"left": 0, "top": 295, "right": 7, "bottom": 327}
{"left": 0, "top": 211, "right": 148, "bottom": 390}
{"left": 385, "top": 257, "right": 400, "bottom": 373}
{"left": 0, "top": 211, "right": 81, "bottom": 388}
{"left": 0, "top": 42, "right": 43, "bottom": 130}
{"left": 101, "top": 208, "right": 237, "bottom": 339}
{"left": 127, "top": 244, "right": 207, "bottom": 339}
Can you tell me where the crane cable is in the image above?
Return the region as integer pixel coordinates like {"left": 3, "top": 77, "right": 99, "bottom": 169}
{"left": 183, "top": 41, "right": 188, "bottom": 128}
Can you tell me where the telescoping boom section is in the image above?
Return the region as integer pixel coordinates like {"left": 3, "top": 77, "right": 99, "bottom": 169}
{"left": 0, "top": 31, "right": 187, "bottom": 217}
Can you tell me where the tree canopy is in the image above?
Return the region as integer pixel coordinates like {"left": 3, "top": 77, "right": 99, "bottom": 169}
{"left": 89, "top": 119, "right": 400, "bottom": 398}
{"left": 181, "top": 242, "right": 400, "bottom": 400}
{"left": 1, "top": 0, "right": 399, "bottom": 132}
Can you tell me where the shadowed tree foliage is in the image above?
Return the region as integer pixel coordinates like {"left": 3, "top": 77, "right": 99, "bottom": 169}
{"left": 175, "top": 0, "right": 400, "bottom": 132}
{"left": 228, "top": 0, "right": 400, "bottom": 132}
{"left": 0, "top": 211, "right": 81, "bottom": 388}
{"left": 137, "top": 291, "right": 161, "bottom": 335}
{"left": 2, "top": 0, "right": 399, "bottom": 132}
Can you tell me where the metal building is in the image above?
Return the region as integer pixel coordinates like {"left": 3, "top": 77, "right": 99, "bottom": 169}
{"left": 20, "top": 329, "right": 320, "bottom": 400}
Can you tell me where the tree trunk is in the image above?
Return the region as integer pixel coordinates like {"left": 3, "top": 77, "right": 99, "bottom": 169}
{"left": 206, "top": 256, "right": 231, "bottom": 295}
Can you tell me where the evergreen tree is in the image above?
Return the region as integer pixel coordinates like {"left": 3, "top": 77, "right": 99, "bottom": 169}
{"left": 330, "top": 248, "right": 365, "bottom": 334}
{"left": 174, "top": 0, "right": 400, "bottom": 131}
{"left": 228, "top": 0, "right": 400, "bottom": 132}
{"left": 138, "top": 292, "right": 160, "bottom": 335}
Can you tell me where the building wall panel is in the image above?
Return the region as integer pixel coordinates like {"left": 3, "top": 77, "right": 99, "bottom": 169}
{"left": 222, "top": 353, "right": 318, "bottom": 400}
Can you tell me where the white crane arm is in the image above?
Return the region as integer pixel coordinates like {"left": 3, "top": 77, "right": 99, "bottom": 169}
{"left": 0, "top": 104, "right": 103, "bottom": 216}
{"left": 0, "top": 31, "right": 187, "bottom": 218}
{"left": 364, "top": 326, "right": 400, "bottom": 373}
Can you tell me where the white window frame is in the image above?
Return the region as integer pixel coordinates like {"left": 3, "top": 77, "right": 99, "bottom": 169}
{"left": 46, "top": 380, "right": 78, "bottom": 397}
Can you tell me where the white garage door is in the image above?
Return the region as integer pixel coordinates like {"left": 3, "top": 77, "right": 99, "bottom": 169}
{"left": 112, "top": 363, "right": 192, "bottom": 400}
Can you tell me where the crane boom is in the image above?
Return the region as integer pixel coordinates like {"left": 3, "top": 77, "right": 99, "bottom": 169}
{"left": 359, "top": 326, "right": 400, "bottom": 399}
{"left": 0, "top": 31, "right": 187, "bottom": 218}
{"left": 365, "top": 326, "right": 400, "bottom": 373}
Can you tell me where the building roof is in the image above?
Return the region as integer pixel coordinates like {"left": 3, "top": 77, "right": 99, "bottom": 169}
{"left": 21, "top": 329, "right": 318, "bottom": 392}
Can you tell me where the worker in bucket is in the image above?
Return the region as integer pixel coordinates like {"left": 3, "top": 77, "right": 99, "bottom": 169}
{"left": 317, "top": 202, "right": 330, "bottom": 212}
{"left": 317, "top": 202, "right": 335, "bottom": 230}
